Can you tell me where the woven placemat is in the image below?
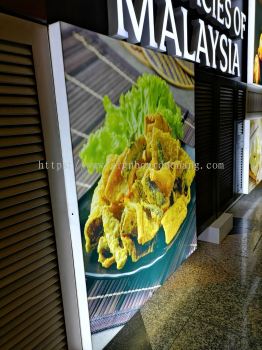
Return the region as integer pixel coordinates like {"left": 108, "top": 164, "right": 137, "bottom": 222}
{"left": 143, "top": 49, "right": 194, "bottom": 89}
{"left": 122, "top": 42, "right": 151, "bottom": 68}
{"left": 175, "top": 58, "right": 194, "bottom": 77}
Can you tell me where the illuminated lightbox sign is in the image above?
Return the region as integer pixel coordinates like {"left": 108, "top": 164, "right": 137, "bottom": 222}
{"left": 108, "top": 0, "right": 247, "bottom": 77}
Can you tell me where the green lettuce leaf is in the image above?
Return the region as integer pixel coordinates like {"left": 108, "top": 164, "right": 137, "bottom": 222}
{"left": 80, "top": 73, "right": 183, "bottom": 174}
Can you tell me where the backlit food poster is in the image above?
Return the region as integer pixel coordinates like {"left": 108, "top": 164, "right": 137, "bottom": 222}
{"left": 249, "top": 119, "right": 262, "bottom": 192}
{"left": 60, "top": 23, "right": 196, "bottom": 334}
{"left": 253, "top": 0, "right": 262, "bottom": 84}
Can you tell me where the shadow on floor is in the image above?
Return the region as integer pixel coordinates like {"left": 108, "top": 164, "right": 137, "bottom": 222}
{"left": 105, "top": 183, "right": 262, "bottom": 350}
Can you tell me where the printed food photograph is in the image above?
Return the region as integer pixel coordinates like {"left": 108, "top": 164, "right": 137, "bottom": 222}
{"left": 254, "top": 33, "right": 262, "bottom": 84}
{"left": 254, "top": 0, "right": 262, "bottom": 85}
{"left": 61, "top": 22, "right": 196, "bottom": 333}
{"left": 249, "top": 119, "right": 262, "bottom": 192}
{"left": 83, "top": 75, "right": 195, "bottom": 271}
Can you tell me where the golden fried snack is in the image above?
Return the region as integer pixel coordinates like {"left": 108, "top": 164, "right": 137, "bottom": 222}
{"left": 149, "top": 166, "right": 175, "bottom": 198}
{"left": 84, "top": 207, "right": 104, "bottom": 252}
{"left": 179, "top": 148, "right": 195, "bottom": 186}
{"left": 173, "top": 185, "right": 191, "bottom": 207}
{"left": 127, "top": 166, "right": 137, "bottom": 193}
{"left": 97, "top": 236, "right": 115, "bottom": 268}
{"left": 145, "top": 114, "right": 171, "bottom": 139}
{"left": 121, "top": 201, "right": 163, "bottom": 245}
{"left": 120, "top": 137, "right": 147, "bottom": 193}
{"left": 120, "top": 203, "right": 139, "bottom": 261}
{"left": 91, "top": 154, "right": 117, "bottom": 212}
{"left": 120, "top": 203, "right": 137, "bottom": 236}
{"left": 109, "top": 202, "right": 125, "bottom": 221}
{"left": 149, "top": 127, "right": 180, "bottom": 165}
{"left": 121, "top": 136, "right": 146, "bottom": 176}
{"left": 90, "top": 181, "right": 105, "bottom": 213}
{"left": 121, "top": 236, "right": 137, "bottom": 261}
{"left": 136, "top": 164, "right": 148, "bottom": 180}
{"left": 136, "top": 202, "right": 163, "bottom": 244}
{"left": 254, "top": 54, "right": 260, "bottom": 85}
{"left": 85, "top": 154, "right": 122, "bottom": 253}
{"left": 161, "top": 197, "right": 188, "bottom": 244}
{"left": 172, "top": 174, "right": 192, "bottom": 204}
{"left": 129, "top": 179, "right": 145, "bottom": 203}
{"left": 121, "top": 235, "right": 155, "bottom": 262}
{"left": 104, "top": 151, "right": 128, "bottom": 204}
{"left": 141, "top": 169, "right": 169, "bottom": 209}
{"left": 172, "top": 160, "right": 184, "bottom": 179}
{"left": 128, "top": 164, "right": 151, "bottom": 203}
{"left": 183, "top": 186, "right": 191, "bottom": 205}
{"left": 120, "top": 202, "right": 159, "bottom": 259}
{"left": 172, "top": 147, "right": 195, "bottom": 205}
{"left": 102, "top": 207, "right": 128, "bottom": 269}
{"left": 258, "top": 33, "right": 262, "bottom": 61}
{"left": 84, "top": 112, "right": 195, "bottom": 269}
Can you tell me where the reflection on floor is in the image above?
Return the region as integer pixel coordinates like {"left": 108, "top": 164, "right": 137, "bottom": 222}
{"left": 105, "top": 183, "right": 262, "bottom": 350}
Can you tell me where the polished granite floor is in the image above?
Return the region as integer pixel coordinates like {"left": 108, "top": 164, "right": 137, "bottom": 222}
{"left": 105, "top": 183, "right": 262, "bottom": 350}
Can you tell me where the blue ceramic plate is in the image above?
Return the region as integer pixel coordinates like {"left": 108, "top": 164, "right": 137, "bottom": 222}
{"left": 79, "top": 146, "right": 195, "bottom": 279}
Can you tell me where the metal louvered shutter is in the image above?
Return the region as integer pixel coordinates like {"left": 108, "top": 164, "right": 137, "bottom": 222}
{"left": 0, "top": 28, "right": 67, "bottom": 350}
{"left": 195, "top": 77, "right": 217, "bottom": 232}
{"left": 217, "top": 82, "right": 246, "bottom": 211}
{"left": 217, "top": 86, "right": 235, "bottom": 212}
{"left": 234, "top": 87, "right": 246, "bottom": 194}
{"left": 247, "top": 90, "right": 262, "bottom": 114}
{"left": 195, "top": 68, "right": 246, "bottom": 233}
{"left": 246, "top": 84, "right": 262, "bottom": 117}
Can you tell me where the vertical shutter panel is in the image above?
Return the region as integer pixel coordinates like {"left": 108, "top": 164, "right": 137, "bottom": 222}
{"left": 0, "top": 39, "right": 67, "bottom": 349}
{"left": 195, "top": 79, "right": 217, "bottom": 232}
{"left": 247, "top": 90, "right": 262, "bottom": 114}
{"left": 234, "top": 88, "right": 246, "bottom": 194}
{"left": 196, "top": 68, "right": 246, "bottom": 233}
{"left": 217, "top": 86, "right": 235, "bottom": 210}
{"left": 235, "top": 89, "right": 246, "bottom": 121}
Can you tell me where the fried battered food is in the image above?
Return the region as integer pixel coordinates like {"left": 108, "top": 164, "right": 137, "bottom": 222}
{"left": 136, "top": 203, "right": 163, "bottom": 244}
{"left": 90, "top": 154, "right": 117, "bottom": 211}
{"left": 121, "top": 235, "right": 155, "bottom": 262}
{"left": 149, "top": 127, "right": 180, "bottom": 165}
{"left": 121, "top": 201, "right": 162, "bottom": 245}
{"left": 129, "top": 179, "right": 146, "bottom": 203}
{"left": 120, "top": 203, "right": 139, "bottom": 261}
{"left": 85, "top": 207, "right": 104, "bottom": 252}
{"left": 149, "top": 166, "right": 174, "bottom": 198}
{"left": 172, "top": 160, "right": 184, "bottom": 178}
{"left": 172, "top": 148, "right": 195, "bottom": 205}
{"left": 102, "top": 207, "right": 128, "bottom": 269}
{"left": 105, "top": 150, "right": 130, "bottom": 204}
{"left": 179, "top": 148, "right": 195, "bottom": 186}
{"left": 97, "top": 236, "right": 115, "bottom": 268}
{"left": 121, "top": 203, "right": 137, "bottom": 231}
{"left": 254, "top": 54, "right": 261, "bottom": 85}
{"left": 145, "top": 114, "right": 171, "bottom": 141}
{"left": 141, "top": 170, "right": 169, "bottom": 210}
{"left": 121, "top": 136, "right": 146, "bottom": 178}
{"left": 258, "top": 33, "right": 262, "bottom": 61}
{"left": 85, "top": 154, "right": 120, "bottom": 252}
{"left": 84, "top": 113, "right": 195, "bottom": 269}
{"left": 120, "top": 202, "right": 158, "bottom": 260}
{"left": 161, "top": 197, "right": 188, "bottom": 244}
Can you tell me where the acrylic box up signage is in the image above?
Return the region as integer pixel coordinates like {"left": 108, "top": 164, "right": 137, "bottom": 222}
{"left": 109, "top": 0, "right": 246, "bottom": 77}
{"left": 59, "top": 23, "right": 196, "bottom": 334}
